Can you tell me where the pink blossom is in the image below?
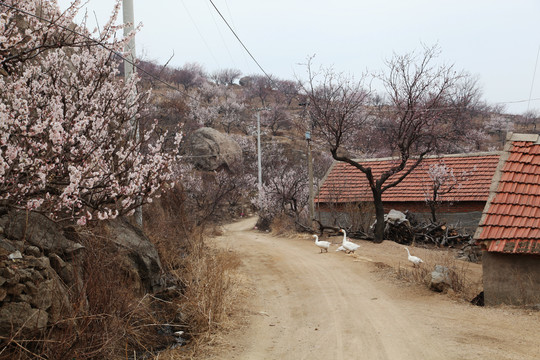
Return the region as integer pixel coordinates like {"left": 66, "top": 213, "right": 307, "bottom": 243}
{"left": 0, "top": 0, "right": 181, "bottom": 224}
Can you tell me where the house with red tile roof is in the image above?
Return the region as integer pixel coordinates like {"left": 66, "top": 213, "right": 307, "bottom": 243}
{"left": 315, "top": 152, "right": 501, "bottom": 233}
{"left": 474, "top": 133, "right": 540, "bottom": 306}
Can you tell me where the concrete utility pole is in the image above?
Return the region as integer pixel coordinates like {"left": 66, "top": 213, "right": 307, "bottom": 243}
{"left": 255, "top": 108, "right": 270, "bottom": 190}
{"left": 123, "top": 0, "right": 142, "bottom": 227}
{"left": 306, "top": 131, "right": 314, "bottom": 228}
{"left": 123, "top": 0, "right": 136, "bottom": 80}
{"left": 257, "top": 110, "right": 262, "bottom": 189}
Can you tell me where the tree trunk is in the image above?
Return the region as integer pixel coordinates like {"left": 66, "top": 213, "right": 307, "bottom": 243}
{"left": 372, "top": 190, "right": 385, "bottom": 243}
{"left": 430, "top": 203, "right": 437, "bottom": 223}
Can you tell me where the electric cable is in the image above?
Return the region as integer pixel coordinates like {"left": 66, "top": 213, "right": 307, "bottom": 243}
{"left": 207, "top": 0, "right": 275, "bottom": 85}
{"left": 0, "top": 1, "right": 200, "bottom": 102}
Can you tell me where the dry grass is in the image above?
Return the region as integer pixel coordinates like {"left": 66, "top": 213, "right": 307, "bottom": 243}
{"left": 156, "top": 239, "right": 245, "bottom": 359}
{"left": 143, "top": 186, "right": 245, "bottom": 359}
{"left": 0, "top": 227, "right": 167, "bottom": 360}
{"left": 270, "top": 213, "right": 296, "bottom": 236}
{"left": 395, "top": 250, "right": 481, "bottom": 300}
{"left": 175, "top": 239, "right": 242, "bottom": 335}
{"left": 1, "top": 186, "right": 244, "bottom": 359}
{"left": 345, "top": 201, "right": 375, "bottom": 233}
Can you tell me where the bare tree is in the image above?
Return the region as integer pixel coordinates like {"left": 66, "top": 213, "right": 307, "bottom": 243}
{"left": 261, "top": 106, "right": 291, "bottom": 135}
{"left": 211, "top": 68, "right": 242, "bottom": 85}
{"left": 255, "top": 142, "right": 309, "bottom": 229}
{"left": 244, "top": 74, "right": 275, "bottom": 107}
{"left": 218, "top": 91, "right": 245, "bottom": 133}
{"left": 170, "top": 62, "right": 207, "bottom": 91}
{"left": 274, "top": 79, "right": 301, "bottom": 106}
{"left": 486, "top": 114, "right": 514, "bottom": 145}
{"left": 181, "top": 165, "right": 253, "bottom": 226}
{"left": 304, "top": 46, "right": 480, "bottom": 242}
{"left": 518, "top": 109, "right": 539, "bottom": 132}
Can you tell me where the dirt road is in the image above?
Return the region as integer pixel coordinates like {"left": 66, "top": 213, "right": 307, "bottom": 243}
{"left": 210, "top": 218, "right": 540, "bottom": 360}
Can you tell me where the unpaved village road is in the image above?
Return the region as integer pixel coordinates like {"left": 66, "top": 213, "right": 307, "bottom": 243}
{"left": 208, "top": 218, "right": 540, "bottom": 360}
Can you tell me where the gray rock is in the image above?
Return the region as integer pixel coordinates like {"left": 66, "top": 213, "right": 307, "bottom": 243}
{"left": 25, "top": 245, "right": 41, "bottom": 257}
{"left": 2, "top": 266, "right": 20, "bottom": 285}
{"left": 32, "top": 280, "right": 53, "bottom": 311}
{"left": 238, "top": 76, "right": 252, "bottom": 87}
{"left": 184, "top": 127, "right": 243, "bottom": 171}
{"left": 430, "top": 265, "right": 453, "bottom": 292}
{"left": 7, "top": 283, "right": 25, "bottom": 297}
{"left": 2, "top": 210, "right": 83, "bottom": 255}
{"left": 0, "top": 253, "right": 71, "bottom": 334}
{"left": 0, "top": 238, "right": 18, "bottom": 253}
{"left": 0, "top": 302, "right": 48, "bottom": 334}
{"left": 49, "top": 253, "right": 66, "bottom": 272}
{"left": 102, "top": 218, "right": 165, "bottom": 294}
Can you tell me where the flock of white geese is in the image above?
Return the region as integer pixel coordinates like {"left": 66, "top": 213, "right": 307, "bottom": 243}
{"left": 313, "top": 229, "right": 424, "bottom": 266}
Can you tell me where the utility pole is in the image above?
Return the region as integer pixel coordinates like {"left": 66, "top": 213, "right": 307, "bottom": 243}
{"left": 257, "top": 110, "right": 262, "bottom": 189}
{"left": 123, "top": 0, "right": 136, "bottom": 80}
{"left": 306, "top": 131, "right": 314, "bottom": 228}
{"left": 255, "top": 108, "right": 270, "bottom": 190}
{"left": 123, "top": 0, "right": 142, "bottom": 226}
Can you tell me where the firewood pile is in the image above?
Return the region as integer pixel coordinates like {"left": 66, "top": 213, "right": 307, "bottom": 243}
{"left": 378, "top": 210, "right": 473, "bottom": 247}
{"left": 394, "top": 222, "right": 473, "bottom": 247}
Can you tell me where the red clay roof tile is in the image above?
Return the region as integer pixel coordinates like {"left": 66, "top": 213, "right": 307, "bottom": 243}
{"left": 316, "top": 153, "right": 500, "bottom": 204}
{"left": 475, "top": 138, "right": 540, "bottom": 254}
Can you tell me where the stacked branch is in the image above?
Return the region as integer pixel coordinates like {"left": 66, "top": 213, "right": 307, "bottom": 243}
{"left": 381, "top": 211, "right": 472, "bottom": 247}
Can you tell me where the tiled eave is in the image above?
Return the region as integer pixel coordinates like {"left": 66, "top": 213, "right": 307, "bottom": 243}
{"left": 474, "top": 133, "right": 540, "bottom": 255}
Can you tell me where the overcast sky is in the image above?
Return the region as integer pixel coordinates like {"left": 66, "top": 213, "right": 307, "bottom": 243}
{"left": 57, "top": 0, "right": 540, "bottom": 115}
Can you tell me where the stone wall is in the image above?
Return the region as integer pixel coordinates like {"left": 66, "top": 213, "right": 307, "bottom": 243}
{"left": 0, "top": 210, "right": 166, "bottom": 337}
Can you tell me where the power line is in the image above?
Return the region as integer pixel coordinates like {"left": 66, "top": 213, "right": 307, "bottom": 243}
{"left": 4, "top": 2, "right": 539, "bottom": 117}
{"left": 207, "top": 0, "right": 274, "bottom": 84}
{"left": 179, "top": 0, "right": 221, "bottom": 70}
{"left": 223, "top": 0, "right": 253, "bottom": 73}
{"left": 0, "top": 1, "right": 200, "bottom": 103}
{"left": 203, "top": 0, "right": 238, "bottom": 69}
{"left": 527, "top": 45, "right": 540, "bottom": 113}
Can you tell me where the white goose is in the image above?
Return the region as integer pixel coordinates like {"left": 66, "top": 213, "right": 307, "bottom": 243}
{"left": 405, "top": 247, "right": 423, "bottom": 266}
{"left": 313, "top": 235, "right": 331, "bottom": 253}
{"left": 339, "top": 229, "right": 360, "bottom": 254}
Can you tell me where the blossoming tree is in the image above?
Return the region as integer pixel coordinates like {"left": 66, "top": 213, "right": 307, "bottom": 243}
{"left": 0, "top": 0, "right": 181, "bottom": 224}
{"left": 423, "top": 161, "right": 474, "bottom": 223}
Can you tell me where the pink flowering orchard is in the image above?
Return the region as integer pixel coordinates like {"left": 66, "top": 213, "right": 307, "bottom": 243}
{"left": 0, "top": 0, "right": 181, "bottom": 224}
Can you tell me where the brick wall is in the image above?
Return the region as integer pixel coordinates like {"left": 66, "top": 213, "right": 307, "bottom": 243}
{"left": 316, "top": 201, "right": 485, "bottom": 233}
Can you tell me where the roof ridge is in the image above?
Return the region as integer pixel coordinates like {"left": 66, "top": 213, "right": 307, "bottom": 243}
{"left": 351, "top": 151, "right": 501, "bottom": 163}
{"left": 508, "top": 132, "right": 540, "bottom": 144}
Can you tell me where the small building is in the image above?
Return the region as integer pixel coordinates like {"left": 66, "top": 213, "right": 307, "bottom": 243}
{"left": 315, "top": 152, "right": 501, "bottom": 233}
{"left": 474, "top": 133, "right": 540, "bottom": 306}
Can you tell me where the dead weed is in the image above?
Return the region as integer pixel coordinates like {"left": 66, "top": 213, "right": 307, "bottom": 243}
{"left": 395, "top": 250, "right": 480, "bottom": 300}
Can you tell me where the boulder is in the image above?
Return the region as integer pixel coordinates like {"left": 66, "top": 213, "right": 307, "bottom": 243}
{"left": 102, "top": 218, "right": 165, "bottom": 294}
{"left": 0, "top": 209, "right": 84, "bottom": 255}
{"left": 429, "top": 265, "right": 453, "bottom": 292}
{"left": 184, "top": 127, "right": 242, "bottom": 171}
{"left": 0, "top": 302, "right": 48, "bottom": 334}
{"left": 238, "top": 76, "right": 252, "bottom": 87}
